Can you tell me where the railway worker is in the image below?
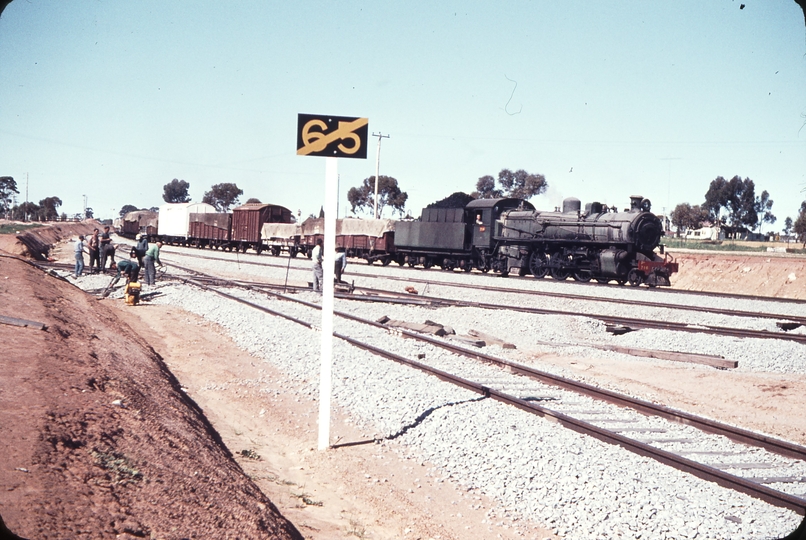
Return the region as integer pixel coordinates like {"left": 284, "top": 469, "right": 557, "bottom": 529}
{"left": 105, "top": 243, "right": 117, "bottom": 273}
{"left": 135, "top": 234, "right": 149, "bottom": 267}
{"left": 143, "top": 241, "right": 163, "bottom": 286}
{"left": 88, "top": 228, "right": 101, "bottom": 274}
{"left": 74, "top": 235, "right": 87, "bottom": 278}
{"left": 311, "top": 239, "right": 323, "bottom": 293}
{"left": 99, "top": 225, "right": 113, "bottom": 271}
{"left": 116, "top": 249, "right": 140, "bottom": 283}
{"left": 334, "top": 247, "right": 347, "bottom": 283}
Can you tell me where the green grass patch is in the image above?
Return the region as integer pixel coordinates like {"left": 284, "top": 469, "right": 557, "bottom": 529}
{"left": 0, "top": 223, "right": 43, "bottom": 235}
{"left": 663, "top": 239, "right": 806, "bottom": 254}
{"left": 663, "top": 239, "right": 765, "bottom": 252}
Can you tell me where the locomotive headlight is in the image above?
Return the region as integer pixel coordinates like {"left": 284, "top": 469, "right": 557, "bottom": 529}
{"left": 631, "top": 214, "right": 662, "bottom": 251}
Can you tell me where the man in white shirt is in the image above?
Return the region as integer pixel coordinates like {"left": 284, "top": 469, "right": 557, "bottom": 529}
{"left": 311, "top": 239, "right": 323, "bottom": 292}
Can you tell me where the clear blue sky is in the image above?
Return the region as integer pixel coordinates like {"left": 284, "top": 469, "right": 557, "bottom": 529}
{"left": 1, "top": 1, "right": 804, "bottom": 229}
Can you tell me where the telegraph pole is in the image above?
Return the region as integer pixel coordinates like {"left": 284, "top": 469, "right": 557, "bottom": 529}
{"left": 372, "top": 132, "right": 390, "bottom": 219}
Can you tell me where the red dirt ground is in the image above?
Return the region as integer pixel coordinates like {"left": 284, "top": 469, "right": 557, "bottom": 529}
{"left": 0, "top": 252, "right": 302, "bottom": 539}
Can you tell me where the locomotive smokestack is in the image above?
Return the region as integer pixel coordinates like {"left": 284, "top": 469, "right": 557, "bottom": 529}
{"left": 629, "top": 196, "right": 644, "bottom": 212}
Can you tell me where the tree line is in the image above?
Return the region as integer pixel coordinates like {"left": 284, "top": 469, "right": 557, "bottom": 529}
{"left": 345, "top": 168, "right": 547, "bottom": 217}
{"left": 155, "top": 168, "right": 548, "bottom": 222}
{"left": 0, "top": 176, "right": 80, "bottom": 221}
{"left": 118, "top": 179, "right": 258, "bottom": 218}
{"left": 671, "top": 175, "right": 806, "bottom": 244}
{"left": 8, "top": 170, "right": 805, "bottom": 246}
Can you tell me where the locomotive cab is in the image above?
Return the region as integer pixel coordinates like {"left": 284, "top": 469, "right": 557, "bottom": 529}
{"left": 466, "top": 198, "right": 534, "bottom": 252}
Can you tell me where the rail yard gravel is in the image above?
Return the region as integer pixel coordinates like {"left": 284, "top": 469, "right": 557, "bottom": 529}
{"left": 71, "top": 258, "right": 802, "bottom": 539}
{"left": 68, "top": 249, "right": 806, "bottom": 539}
{"left": 161, "top": 248, "right": 806, "bottom": 375}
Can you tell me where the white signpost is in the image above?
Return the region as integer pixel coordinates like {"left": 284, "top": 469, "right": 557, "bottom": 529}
{"left": 296, "top": 114, "right": 369, "bottom": 450}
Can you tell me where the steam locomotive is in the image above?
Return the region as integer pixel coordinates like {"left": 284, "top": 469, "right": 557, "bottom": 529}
{"left": 498, "top": 196, "right": 675, "bottom": 286}
{"left": 389, "top": 195, "right": 676, "bottom": 286}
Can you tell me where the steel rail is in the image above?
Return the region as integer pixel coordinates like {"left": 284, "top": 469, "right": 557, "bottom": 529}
{"left": 340, "top": 284, "right": 806, "bottom": 345}
{"left": 153, "top": 248, "right": 806, "bottom": 324}
{"left": 154, "top": 246, "right": 806, "bottom": 307}
{"left": 152, "top": 253, "right": 806, "bottom": 344}
{"left": 167, "top": 265, "right": 806, "bottom": 515}
{"left": 47, "top": 251, "right": 802, "bottom": 344}
{"left": 135, "top": 241, "right": 806, "bottom": 306}
{"left": 353, "top": 273, "right": 806, "bottom": 326}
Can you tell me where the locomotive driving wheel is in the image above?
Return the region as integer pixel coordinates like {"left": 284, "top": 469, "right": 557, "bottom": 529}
{"left": 573, "top": 270, "right": 592, "bottom": 282}
{"left": 528, "top": 251, "right": 549, "bottom": 279}
{"left": 627, "top": 269, "right": 643, "bottom": 287}
{"left": 550, "top": 268, "right": 569, "bottom": 280}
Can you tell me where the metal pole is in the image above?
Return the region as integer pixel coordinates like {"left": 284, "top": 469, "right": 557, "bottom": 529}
{"left": 372, "top": 132, "right": 389, "bottom": 219}
{"left": 319, "top": 157, "right": 338, "bottom": 450}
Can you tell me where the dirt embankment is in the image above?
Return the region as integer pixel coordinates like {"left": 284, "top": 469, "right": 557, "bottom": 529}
{"left": 0, "top": 221, "right": 101, "bottom": 260}
{"left": 0, "top": 254, "right": 303, "bottom": 540}
{"left": 670, "top": 251, "right": 806, "bottom": 300}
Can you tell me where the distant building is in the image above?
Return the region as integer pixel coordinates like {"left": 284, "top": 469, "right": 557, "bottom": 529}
{"left": 684, "top": 225, "right": 724, "bottom": 242}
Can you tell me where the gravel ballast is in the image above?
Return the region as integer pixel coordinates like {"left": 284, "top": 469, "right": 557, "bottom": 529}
{"left": 67, "top": 249, "right": 806, "bottom": 539}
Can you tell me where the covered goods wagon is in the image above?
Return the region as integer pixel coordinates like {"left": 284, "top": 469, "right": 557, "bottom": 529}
{"left": 121, "top": 210, "right": 158, "bottom": 239}
{"left": 157, "top": 202, "right": 217, "bottom": 243}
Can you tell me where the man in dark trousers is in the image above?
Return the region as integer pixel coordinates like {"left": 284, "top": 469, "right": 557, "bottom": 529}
{"left": 143, "top": 241, "right": 163, "bottom": 286}
{"left": 99, "top": 225, "right": 113, "bottom": 272}
{"left": 88, "top": 228, "right": 100, "bottom": 274}
{"left": 334, "top": 247, "right": 347, "bottom": 283}
{"left": 135, "top": 234, "right": 148, "bottom": 267}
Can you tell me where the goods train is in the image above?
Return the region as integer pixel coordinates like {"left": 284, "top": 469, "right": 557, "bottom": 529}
{"left": 122, "top": 202, "right": 294, "bottom": 253}
{"left": 124, "top": 195, "right": 677, "bottom": 287}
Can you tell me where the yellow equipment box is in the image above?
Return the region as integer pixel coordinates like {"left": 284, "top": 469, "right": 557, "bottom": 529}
{"left": 125, "top": 282, "right": 141, "bottom": 306}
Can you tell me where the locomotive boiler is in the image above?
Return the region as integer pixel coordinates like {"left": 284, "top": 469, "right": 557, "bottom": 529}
{"left": 498, "top": 196, "right": 677, "bottom": 286}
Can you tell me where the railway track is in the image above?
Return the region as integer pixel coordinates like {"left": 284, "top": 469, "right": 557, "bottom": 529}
{"left": 155, "top": 247, "right": 806, "bottom": 327}
{"left": 42, "top": 253, "right": 806, "bottom": 346}
{"left": 150, "top": 255, "right": 806, "bottom": 348}
{"left": 164, "top": 262, "right": 806, "bottom": 515}
{"left": 155, "top": 243, "right": 806, "bottom": 307}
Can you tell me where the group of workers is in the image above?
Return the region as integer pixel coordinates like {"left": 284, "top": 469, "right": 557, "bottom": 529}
{"left": 310, "top": 239, "right": 348, "bottom": 293}
{"left": 76, "top": 228, "right": 352, "bottom": 294}
{"left": 74, "top": 228, "right": 162, "bottom": 285}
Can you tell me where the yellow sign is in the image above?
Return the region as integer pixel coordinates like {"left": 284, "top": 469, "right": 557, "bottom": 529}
{"left": 296, "top": 114, "right": 369, "bottom": 159}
